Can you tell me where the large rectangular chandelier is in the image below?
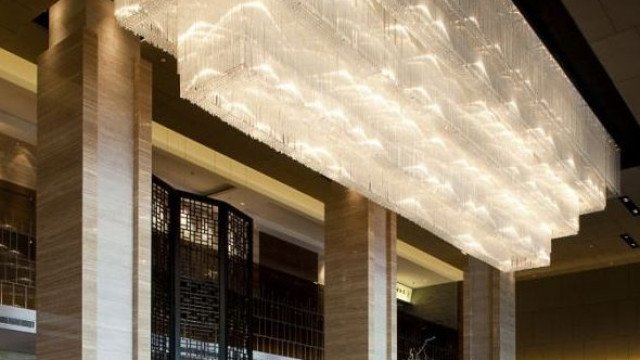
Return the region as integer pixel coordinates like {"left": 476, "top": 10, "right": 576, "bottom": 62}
{"left": 115, "top": 0, "right": 620, "bottom": 271}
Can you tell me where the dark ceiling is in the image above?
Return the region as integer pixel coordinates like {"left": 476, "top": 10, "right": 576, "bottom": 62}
{"left": 515, "top": 0, "right": 640, "bottom": 169}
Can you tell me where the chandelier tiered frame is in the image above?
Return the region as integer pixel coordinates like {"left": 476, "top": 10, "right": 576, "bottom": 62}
{"left": 115, "top": 0, "right": 620, "bottom": 271}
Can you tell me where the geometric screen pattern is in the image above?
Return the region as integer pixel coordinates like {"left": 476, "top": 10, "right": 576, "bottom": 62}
{"left": 152, "top": 177, "right": 253, "bottom": 360}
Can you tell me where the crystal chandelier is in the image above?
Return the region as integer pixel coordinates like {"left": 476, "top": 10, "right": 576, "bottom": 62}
{"left": 115, "top": 0, "right": 620, "bottom": 271}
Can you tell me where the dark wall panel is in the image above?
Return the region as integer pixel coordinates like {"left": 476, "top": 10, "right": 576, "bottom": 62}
{"left": 259, "top": 232, "right": 318, "bottom": 283}
{"left": 517, "top": 263, "right": 640, "bottom": 359}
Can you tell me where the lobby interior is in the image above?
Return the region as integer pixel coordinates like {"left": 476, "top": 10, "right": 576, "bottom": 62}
{"left": 0, "top": 0, "right": 640, "bottom": 359}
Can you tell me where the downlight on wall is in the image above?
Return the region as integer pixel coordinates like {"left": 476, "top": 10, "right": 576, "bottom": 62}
{"left": 115, "top": 0, "right": 620, "bottom": 271}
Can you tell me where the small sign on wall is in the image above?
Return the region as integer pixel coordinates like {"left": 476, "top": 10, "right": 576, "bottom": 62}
{"left": 0, "top": 305, "right": 36, "bottom": 334}
{"left": 396, "top": 283, "right": 413, "bottom": 303}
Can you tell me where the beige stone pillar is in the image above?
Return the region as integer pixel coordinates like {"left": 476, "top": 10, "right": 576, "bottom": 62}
{"left": 463, "top": 257, "right": 515, "bottom": 360}
{"left": 324, "top": 184, "right": 397, "bottom": 360}
{"left": 36, "top": 0, "right": 152, "bottom": 358}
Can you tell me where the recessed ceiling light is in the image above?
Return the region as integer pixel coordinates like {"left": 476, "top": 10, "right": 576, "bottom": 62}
{"left": 619, "top": 196, "right": 640, "bottom": 217}
{"left": 620, "top": 233, "right": 639, "bottom": 249}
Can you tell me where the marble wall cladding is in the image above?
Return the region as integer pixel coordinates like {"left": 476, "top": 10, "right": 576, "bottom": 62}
{"left": 133, "top": 59, "right": 153, "bottom": 360}
{"left": 494, "top": 271, "right": 516, "bottom": 360}
{"left": 463, "top": 257, "right": 516, "bottom": 360}
{"left": 324, "top": 184, "right": 397, "bottom": 360}
{"left": 37, "top": 29, "right": 86, "bottom": 360}
{"left": 37, "top": 0, "right": 151, "bottom": 359}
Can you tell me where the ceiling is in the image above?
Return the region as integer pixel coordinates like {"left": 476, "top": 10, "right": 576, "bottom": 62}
{"left": 0, "top": 0, "right": 49, "bottom": 62}
{"left": 154, "top": 148, "right": 457, "bottom": 289}
{"left": 514, "top": 0, "right": 640, "bottom": 168}
{"left": 153, "top": 148, "right": 230, "bottom": 195}
{"left": 398, "top": 257, "right": 453, "bottom": 288}
{"left": 562, "top": 0, "right": 640, "bottom": 121}
{"left": 0, "top": 0, "right": 639, "bottom": 278}
{"left": 154, "top": 148, "right": 326, "bottom": 253}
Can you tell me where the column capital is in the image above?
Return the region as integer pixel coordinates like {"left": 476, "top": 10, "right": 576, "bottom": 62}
{"left": 49, "top": 0, "right": 125, "bottom": 48}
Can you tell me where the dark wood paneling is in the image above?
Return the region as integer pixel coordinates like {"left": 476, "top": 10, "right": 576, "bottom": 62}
{"left": 517, "top": 263, "right": 640, "bottom": 359}
{"left": 259, "top": 232, "right": 318, "bottom": 283}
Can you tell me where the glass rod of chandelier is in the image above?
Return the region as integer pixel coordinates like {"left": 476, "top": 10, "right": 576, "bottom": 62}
{"left": 115, "top": 0, "right": 620, "bottom": 272}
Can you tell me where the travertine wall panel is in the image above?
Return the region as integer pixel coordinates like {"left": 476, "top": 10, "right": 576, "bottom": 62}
{"left": 463, "top": 257, "right": 515, "bottom": 360}
{"left": 324, "top": 185, "right": 397, "bottom": 360}
{"left": 37, "top": 0, "right": 151, "bottom": 358}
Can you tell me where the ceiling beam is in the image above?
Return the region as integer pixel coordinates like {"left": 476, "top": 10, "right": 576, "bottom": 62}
{"left": 0, "top": 48, "right": 37, "bottom": 93}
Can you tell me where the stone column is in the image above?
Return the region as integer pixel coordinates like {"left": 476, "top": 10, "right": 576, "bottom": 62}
{"left": 36, "top": 0, "right": 152, "bottom": 358}
{"left": 324, "top": 184, "right": 397, "bottom": 360}
{"left": 462, "top": 257, "right": 515, "bottom": 360}
{"left": 317, "top": 255, "right": 325, "bottom": 285}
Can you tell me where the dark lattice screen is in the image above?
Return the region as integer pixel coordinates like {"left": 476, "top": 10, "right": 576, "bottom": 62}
{"left": 253, "top": 266, "right": 459, "bottom": 360}
{"left": 179, "top": 195, "right": 221, "bottom": 359}
{"left": 0, "top": 181, "right": 36, "bottom": 310}
{"left": 253, "top": 266, "right": 324, "bottom": 360}
{"left": 151, "top": 177, "right": 253, "bottom": 360}
{"left": 225, "top": 210, "right": 252, "bottom": 360}
{"left": 152, "top": 181, "right": 171, "bottom": 359}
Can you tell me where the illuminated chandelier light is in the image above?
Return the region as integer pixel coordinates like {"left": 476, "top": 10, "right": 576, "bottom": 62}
{"left": 115, "top": 0, "right": 620, "bottom": 271}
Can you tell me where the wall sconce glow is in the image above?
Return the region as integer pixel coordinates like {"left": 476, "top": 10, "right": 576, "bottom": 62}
{"left": 115, "top": 0, "right": 620, "bottom": 271}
